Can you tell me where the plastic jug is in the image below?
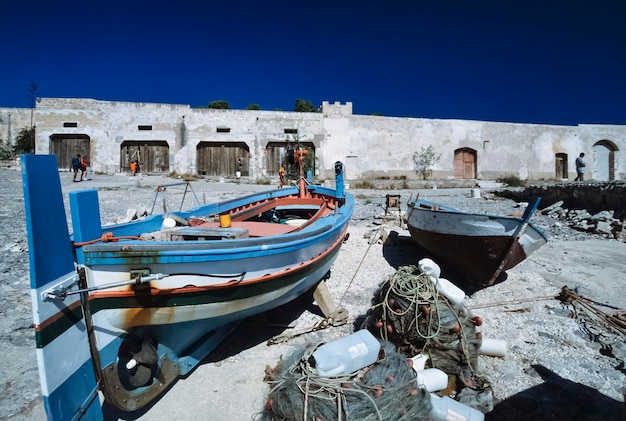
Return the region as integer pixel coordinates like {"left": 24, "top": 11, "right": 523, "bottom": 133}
{"left": 418, "top": 258, "right": 466, "bottom": 306}
{"left": 478, "top": 337, "right": 507, "bottom": 357}
{"left": 431, "top": 277, "right": 466, "bottom": 307}
{"left": 429, "top": 394, "right": 485, "bottom": 421}
{"left": 416, "top": 368, "right": 448, "bottom": 392}
{"left": 309, "top": 330, "right": 381, "bottom": 377}
{"left": 418, "top": 258, "right": 441, "bottom": 279}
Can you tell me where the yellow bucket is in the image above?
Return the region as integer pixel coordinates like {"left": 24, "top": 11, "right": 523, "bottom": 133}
{"left": 219, "top": 213, "right": 231, "bottom": 228}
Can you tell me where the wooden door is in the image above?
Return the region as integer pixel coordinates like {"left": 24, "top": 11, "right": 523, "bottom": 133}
{"left": 555, "top": 153, "right": 568, "bottom": 179}
{"left": 121, "top": 141, "right": 169, "bottom": 173}
{"left": 453, "top": 148, "right": 476, "bottom": 179}
{"left": 50, "top": 135, "right": 90, "bottom": 170}
{"left": 196, "top": 142, "right": 250, "bottom": 177}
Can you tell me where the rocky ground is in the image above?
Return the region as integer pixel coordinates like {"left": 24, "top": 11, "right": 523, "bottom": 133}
{"left": 1, "top": 167, "right": 625, "bottom": 420}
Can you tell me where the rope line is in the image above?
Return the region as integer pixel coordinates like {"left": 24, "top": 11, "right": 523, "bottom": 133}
{"left": 73, "top": 232, "right": 144, "bottom": 247}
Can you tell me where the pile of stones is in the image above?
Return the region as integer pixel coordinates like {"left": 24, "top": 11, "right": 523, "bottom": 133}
{"left": 540, "top": 200, "right": 626, "bottom": 242}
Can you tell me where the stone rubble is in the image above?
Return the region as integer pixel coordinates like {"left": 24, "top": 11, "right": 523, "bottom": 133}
{"left": 540, "top": 200, "right": 626, "bottom": 242}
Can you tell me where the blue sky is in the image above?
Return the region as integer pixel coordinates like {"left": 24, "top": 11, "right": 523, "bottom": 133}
{"left": 1, "top": 0, "right": 625, "bottom": 126}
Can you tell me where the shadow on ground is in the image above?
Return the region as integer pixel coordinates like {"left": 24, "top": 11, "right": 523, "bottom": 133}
{"left": 102, "top": 291, "right": 319, "bottom": 420}
{"left": 203, "top": 291, "right": 320, "bottom": 363}
{"left": 486, "top": 364, "right": 625, "bottom": 420}
{"left": 381, "top": 231, "right": 505, "bottom": 295}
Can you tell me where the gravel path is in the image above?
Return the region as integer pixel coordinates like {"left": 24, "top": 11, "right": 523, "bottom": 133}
{"left": 1, "top": 167, "right": 624, "bottom": 420}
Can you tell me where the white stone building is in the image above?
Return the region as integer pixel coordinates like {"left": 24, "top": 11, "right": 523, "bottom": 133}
{"left": 1, "top": 98, "right": 624, "bottom": 181}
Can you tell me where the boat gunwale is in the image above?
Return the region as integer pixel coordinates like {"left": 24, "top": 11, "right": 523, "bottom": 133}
{"left": 408, "top": 198, "right": 548, "bottom": 241}
{"left": 81, "top": 222, "right": 337, "bottom": 253}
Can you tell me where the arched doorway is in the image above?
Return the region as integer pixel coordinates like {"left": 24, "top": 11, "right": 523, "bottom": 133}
{"left": 120, "top": 141, "right": 170, "bottom": 174}
{"left": 555, "top": 153, "right": 568, "bottom": 179}
{"left": 453, "top": 148, "right": 477, "bottom": 179}
{"left": 196, "top": 141, "right": 250, "bottom": 177}
{"left": 592, "top": 139, "right": 619, "bottom": 181}
{"left": 265, "top": 141, "right": 316, "bottom": 177}
{"left": 50, "top": 134, "right": 90, "bottom": 170}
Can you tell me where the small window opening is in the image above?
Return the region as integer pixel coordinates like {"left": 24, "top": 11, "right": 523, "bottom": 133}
{"left": 63, "top": 122, "right": 78, "bottom": 128}
{"left": 138, "top": 125, "right": 153, "bottom": 131}
{"left": 284, "top": 128, "right": 298, "bottom": 134}
{"left": 217, "top": 127, "right": 231, "bottom": 133}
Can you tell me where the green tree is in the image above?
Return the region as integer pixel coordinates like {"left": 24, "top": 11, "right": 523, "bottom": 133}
{"left": 0, "top": 143, "right": 12, "bottom": 160}
{"left": 412, "top": 145, "right": 442, "bottom": 180}
{"left": 13, "top": 127, "right": 35, "bottom": 155}
{"left": 208, "top": 100, "right": 230, "bottom": 109}
{"left": 246, "top": 103, "right": 260, "bottom": 110}
{"left": 293, "top": 99, "right": 317, "bottom": 112}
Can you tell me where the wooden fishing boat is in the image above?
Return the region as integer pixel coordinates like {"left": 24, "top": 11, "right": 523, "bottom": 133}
{"left": 406, "top": 196, "right": 547, "bottom": 285}
{"left": 21, "top": 154, "right": 353, "bottom": 420}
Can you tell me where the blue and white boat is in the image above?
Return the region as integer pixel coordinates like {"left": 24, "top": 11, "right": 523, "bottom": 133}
{"left": 21, "top": 155, "right": 353, "bottom": 420}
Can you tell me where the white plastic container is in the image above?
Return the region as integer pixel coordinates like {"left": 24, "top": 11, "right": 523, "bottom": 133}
{"left": 310, "top": 330, "right": 381, "bottom": 377}
{"left": 161, "top": 217, "right": 176, "bottom": 230}
{"left": 478, "top": 338, "right": 507, "bottom": 357}
{"left": 416, "top": 368, "right": 448, "bottom": 392}
{"left": 429, "top": 394, "right": 485, "bottom": 421}
{"left": 418, "top": 258, "right": 441, "bottom": 279}
{"left": 410, "top": 354, "right": 429, "bottom": 371}
{"left": 431, "top": 277, "right": 466, "bottom": 307}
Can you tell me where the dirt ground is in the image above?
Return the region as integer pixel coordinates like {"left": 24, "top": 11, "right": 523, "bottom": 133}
{"left": 1, "top": 167, "right": 625, "bottom": 420}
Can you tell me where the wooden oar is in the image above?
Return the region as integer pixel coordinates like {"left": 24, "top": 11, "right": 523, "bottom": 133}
{"left": 487, "top": 196, "right": 541, "bottom": 285}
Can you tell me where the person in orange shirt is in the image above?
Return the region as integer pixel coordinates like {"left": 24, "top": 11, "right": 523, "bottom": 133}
{"left": 80, "top": 156, "right": 88, "bottom": 181}
{"left": 278, "top": 165, "right": 285, "bottom": 188}
{"left": 130, "top": 161, "right": 137, "bottom": 176}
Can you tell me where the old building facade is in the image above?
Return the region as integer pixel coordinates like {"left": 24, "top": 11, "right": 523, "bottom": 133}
{"left": 1, "top": 98, "right": 624, "bottom": 181}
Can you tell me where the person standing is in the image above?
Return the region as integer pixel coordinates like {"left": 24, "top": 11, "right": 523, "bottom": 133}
{"left": 71, "top": 154, "right": 81, "bottom": 182}
{"left": 80, "top": 156, "right": 88, "bottom": 181}
{"left": 278, "top": 165, "right": 285, "bottom": 188}
{"left": 574, "top": 152, "right": 585, "bottom": 181}
{"left": 130, "top": 160, "right": 137, "bottom": 176}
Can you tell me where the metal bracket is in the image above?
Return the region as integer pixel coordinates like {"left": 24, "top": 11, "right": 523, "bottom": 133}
{"left": 42, "top": 270, "right": 80, "bottom": 301}
{"left": 42, "top": 268, "right": 168, "bottom": 300}
{"left": 101, "top": 355, "right": 181, "bottom": 412}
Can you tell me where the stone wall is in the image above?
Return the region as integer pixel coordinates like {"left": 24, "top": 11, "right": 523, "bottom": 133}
{"left": 499, "top": 181, "right": 626, "bottom": 220}
{"left": 1, "top": 98, "right": 625, "bottom": 182}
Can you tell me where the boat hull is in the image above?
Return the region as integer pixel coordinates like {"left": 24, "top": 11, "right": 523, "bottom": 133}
{"left": 22, "top": 154, "right": 353, "bottom": 419}
{"left": 406, "top": 199, "right": 547, "bottom": 285}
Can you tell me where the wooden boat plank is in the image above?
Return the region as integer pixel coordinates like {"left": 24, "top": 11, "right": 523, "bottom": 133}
{"left": 166, "top": 226, "right": 250, "bottom": 240}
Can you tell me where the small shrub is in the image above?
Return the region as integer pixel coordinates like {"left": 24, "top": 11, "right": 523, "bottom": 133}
{"left": 413, "top": 145, "right": 442, "bottom": 180}
{"left": 0, "top": 145, "right": 13, "bottom": 160}
{"left": 255, "top": 178, "right": 271, "bottom": 185}
{"left": 351, "top": 180, "right": 376, "bottom": 189}
{"left": 180, "top": 173, "right": 198, "bottom": 181}
{"left": 496, "top": 174, "right": 527, "bottom": 187}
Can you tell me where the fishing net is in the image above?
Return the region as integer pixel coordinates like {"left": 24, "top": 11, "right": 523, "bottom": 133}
{"left": 360, "top": 264, "right": 493, "bottom": 413}
{"left": 259, "top": 340, "right": 432, "bottom": 421}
